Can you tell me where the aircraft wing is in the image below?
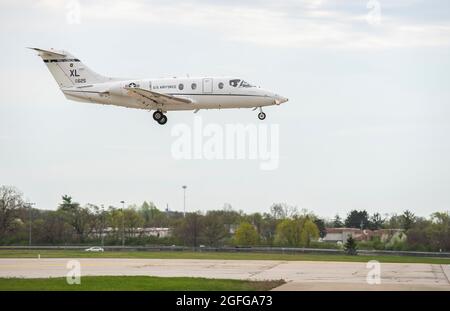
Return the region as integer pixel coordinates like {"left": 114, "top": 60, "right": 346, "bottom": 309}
{"left": 124, "top": 86, "right": 192, "bottom": 106}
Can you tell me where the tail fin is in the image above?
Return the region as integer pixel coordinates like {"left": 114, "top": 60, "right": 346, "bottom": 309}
{"left": 29, "top": 48, "right": 112, "bottom": 87}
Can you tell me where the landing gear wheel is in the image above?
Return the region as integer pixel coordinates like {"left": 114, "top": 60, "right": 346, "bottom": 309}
{"left": 153, "top": 110, "right": 163, "bottom": 121}
{"left": 258, "top": 112, "right": 266, "bottom": 120}
{"left": 158, "top": 115, "right": 168, "bottom": 125}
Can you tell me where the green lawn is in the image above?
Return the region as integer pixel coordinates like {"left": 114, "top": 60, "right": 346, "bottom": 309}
{"left": 0, "top": 276, "right": 284, "bottom": 291}
{"left": 0, "top": 249, "right": 449, "bottom": 264}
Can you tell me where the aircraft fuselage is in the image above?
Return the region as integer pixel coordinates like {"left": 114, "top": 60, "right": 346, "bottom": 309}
{"left": 62, "top": 77, "right": 287, "bottom": 112}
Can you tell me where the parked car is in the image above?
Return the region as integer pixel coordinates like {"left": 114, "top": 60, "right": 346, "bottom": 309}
{"left": 85, "top": 246, "right": 104, "bottom": 252}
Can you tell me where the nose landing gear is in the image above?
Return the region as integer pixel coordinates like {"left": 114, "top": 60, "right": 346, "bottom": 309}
{"left": 153, "top": 110, "right": 168, "bottom": 125}
{"left": 257, "top": 107, "right": 266, "bottom": 120}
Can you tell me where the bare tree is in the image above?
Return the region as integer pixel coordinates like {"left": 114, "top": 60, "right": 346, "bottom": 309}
{"left": 57, "top": 195, "right": 92, "bottom": 242}
{"left": 174, "top": 212, "right": 204, "bottom": 247}
{"left": 0, "top": 186, "right": 24, "bottom": 241}
{"left": 124, "top": 208, "right": 144, "bottom": 238}
{"left": 270, "top": 203, "right": 298, "bottom": 220}
{"left": 202, "top": 212, "right": 227, "bottom": 246}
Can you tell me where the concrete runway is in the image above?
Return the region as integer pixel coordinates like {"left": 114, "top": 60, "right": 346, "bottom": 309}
{"left": 0, "top": 258, "right": 449, "bottom": 291}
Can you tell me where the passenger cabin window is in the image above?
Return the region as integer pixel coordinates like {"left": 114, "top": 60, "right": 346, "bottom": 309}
{"left": 191, "top": 83, "right": 197, "bottom": 90}
{"left": 178, "top": 83, "right": 184, "bottom": 90}
{"left": 229, "top": 79, "right": 240, "bottom": 87}
{"left": 218, "top": 82, "right": 224, "bottom": 89}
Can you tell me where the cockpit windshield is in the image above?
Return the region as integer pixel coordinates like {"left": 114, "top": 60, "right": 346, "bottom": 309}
{"left": 240, "top": 80, "right": 254, "bottom": 88}
{"left": 229, "top": 79, "right": 254, "bottom": 88}
{"left": 229, "top": 79, "right": 240, "bottom": 87}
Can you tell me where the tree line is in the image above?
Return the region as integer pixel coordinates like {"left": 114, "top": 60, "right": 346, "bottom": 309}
{"left": 0, "top": 185, "right": 449, "bottom": 251}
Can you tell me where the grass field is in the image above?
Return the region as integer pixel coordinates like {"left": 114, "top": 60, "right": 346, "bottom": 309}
{"left": 1, "top": 249, "right": 449, "bottom": 264}
{"left": 0, "top": 276, "right": 284, "bottom": 291}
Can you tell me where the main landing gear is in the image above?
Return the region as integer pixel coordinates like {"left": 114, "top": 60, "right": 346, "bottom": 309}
{"left": 257, "top": 107, "right": 266, "bottom": 120}
{"left": 153, "top": 110, "right": 168, "bottom": 125}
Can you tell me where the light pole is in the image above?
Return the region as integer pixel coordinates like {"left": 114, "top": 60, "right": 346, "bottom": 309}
{"left": 182, "top": 185, "right": 187, "bottom": 217}
{"left": 25, "top": 202, "right": 35, "bottom": 246}
{"left": 101, "top": 204, "right": 105, "bottom": 247}
{"left": 120, "top": 201, "right": 125, "bottom": 247}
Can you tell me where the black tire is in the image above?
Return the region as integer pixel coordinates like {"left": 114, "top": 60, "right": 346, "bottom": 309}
{"left": 153, "top": 111, "right": 163, "bottom": 121}
{"left": 158, "top": 115, "right": 168, "bottom": 125}
{"left": 258, "top": 112, "right": 266, "bottom": 120}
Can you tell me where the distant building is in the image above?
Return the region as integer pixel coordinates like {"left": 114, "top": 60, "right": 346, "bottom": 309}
{"left": 228, "top": 224, "right": 239, "bottom": 234}
{"left": 138, "top": 227, "right": 172, "bottom": 238}
{"left": 91, "top": 227, "right": 172, "bottom": 238}
{"left": 323, "top": 228, "right": 361, "bottom": 242}
{"left": 322, "top": 228, "right": 402, "bottom": 243}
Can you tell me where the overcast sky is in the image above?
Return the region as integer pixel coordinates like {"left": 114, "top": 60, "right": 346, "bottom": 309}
{"left": 1, "top": 0, "right": 449, "bottom": 218}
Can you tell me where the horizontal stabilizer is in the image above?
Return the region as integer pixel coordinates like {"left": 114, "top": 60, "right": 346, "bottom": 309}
{"left": 27, "top": 47, "right": 66, "bottom": 57}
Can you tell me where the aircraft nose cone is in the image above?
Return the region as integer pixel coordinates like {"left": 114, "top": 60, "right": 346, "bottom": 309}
{"left": 274, "top": 95, "right": 288, "bottom": 105}
{"left": 279, "top": 96, "right": 288, "bottom": 103}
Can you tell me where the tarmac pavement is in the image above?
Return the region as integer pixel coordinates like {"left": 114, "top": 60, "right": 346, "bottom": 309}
{"left": 0, "top": 258, "right": 449, "bottom": 291}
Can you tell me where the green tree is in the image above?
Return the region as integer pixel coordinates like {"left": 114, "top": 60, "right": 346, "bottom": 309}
{"left": 314, "top": 218, "right": 327, "bottom": 239}
{"left": 259, "top": 213, "right": 277, "bottom": 245}
{"left": 302, "top": 218, "right": 320, "bottom": 247}
{"left": 345, "top": 210, "right": 369, "bottom": 229}
{"left": 124, "top": 208, "right": 144, "bottom": 237}
{"left": 57, "top": 195, "right": 92, "bottom": 242}
{"left": 368, "top": 213, "right": 385, "bottom": 230}
{"left": 385, "top": 214, "right": 402, "bottom": 229}
{"left": 234, "top": 222, "right": 258, "bottom": 246}
{"left": 107, "top": 207, "right": 123, "bottom": 241}
{"left": 401, "top": 210, "right": 416, "bottom": 232}
{"left": 139, "top": 201, "right": 164, "bottom": 227}
{"left": 211, "top": 205, "right": 241, "bottom": 236}
{"left": 246, "top": 212, "right": 263, "bottom": 235}
{"left": 275, "top": 219, "right": 300, "bottom": 246}
{"left": 275, "top": 217, "right": 319, "bottom": 247}
{"left": 332, "top": 214, "right": 344, "bottom": 228}
{"left": 344, "top": 236, "right": 358, "bottom": 255}
{"left": 405, "top": 217, "right": 432, "bottom": 251}
{"left": 429, "top": 212, "right": 450, "bottom": 251}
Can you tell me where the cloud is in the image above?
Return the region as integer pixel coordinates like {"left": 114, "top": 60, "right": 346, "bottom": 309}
{"left": 81, "top": 0, "right": 450, "bottom": 49}
{"left": 2, "top": 0, "right": 450, "bottom": 49}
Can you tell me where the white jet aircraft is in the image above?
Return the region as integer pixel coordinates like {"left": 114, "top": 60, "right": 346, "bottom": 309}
{"left": 30, "top": 48, "right": 288, "bottom": 125}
